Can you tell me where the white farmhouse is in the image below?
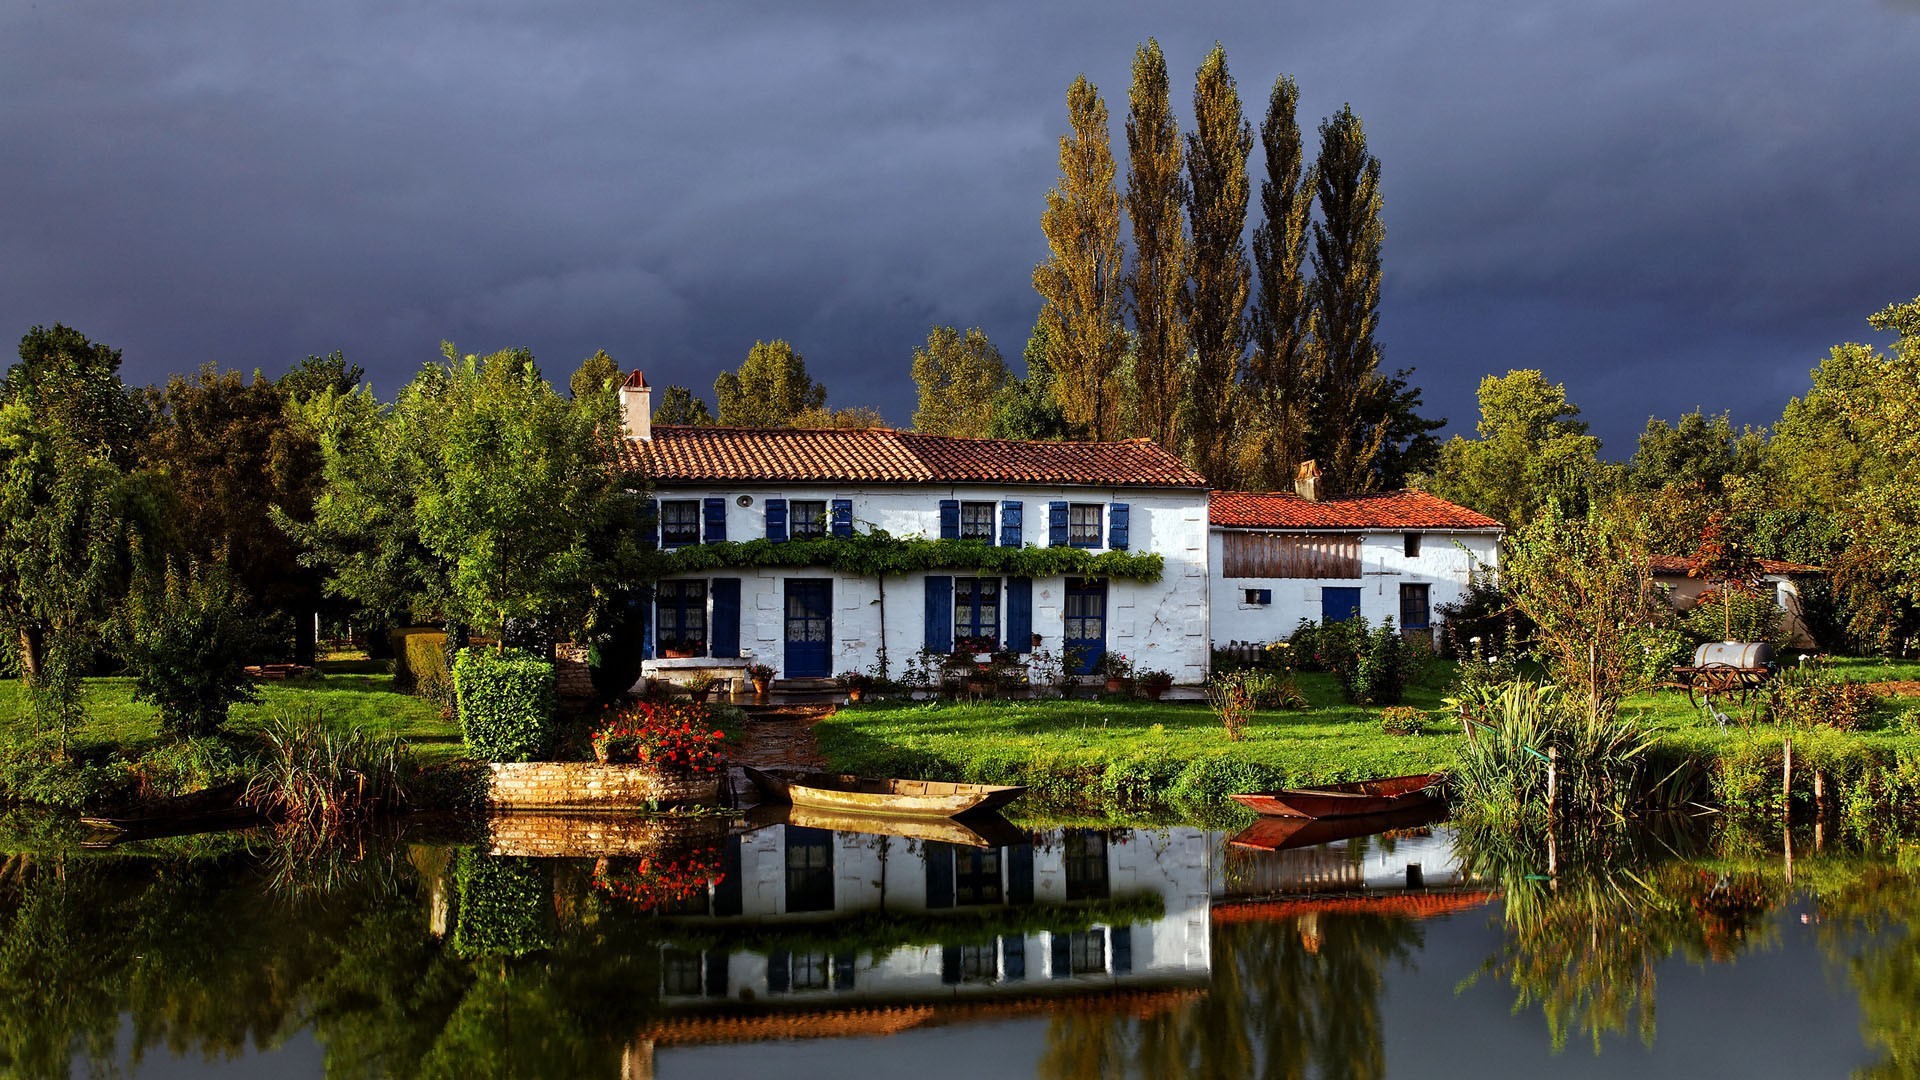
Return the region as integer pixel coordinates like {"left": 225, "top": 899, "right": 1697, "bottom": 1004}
{"left": 1208, "top": 476, "right": 1502, "bottom": 647}
{"left": 615, "top": 372, "right": 1213, "bottom": 685}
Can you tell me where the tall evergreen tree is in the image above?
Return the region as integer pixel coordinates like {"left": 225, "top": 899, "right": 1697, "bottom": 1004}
{"left": 1243, "top": 74, "right": 1317, "bottom": 490}
{"left": 1182, "top": 44, "right": 1253, "bottom": 484}
{"left": 1033, "top": 75, "right": 1127, "bottom": 440}
{"left": 1123, "top": 39, "right": 1189, "bottom": 453}
{"left": 1308, "top": 105, "right": 1387, "bottom": 493}
{"left": 910, "top": 326, "right": 1011, "bottom": 438}
{"left": 713, "top": 340, "right": 827, "bottom": 427}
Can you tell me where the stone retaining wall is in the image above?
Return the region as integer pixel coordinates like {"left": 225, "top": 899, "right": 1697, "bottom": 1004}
{"left": 484, "top": 812, "right": 727, "bottom": 858}
{"left": 554, "top": 643, "right": 595, "bottom": 702}
{"left": 485, "top": 762, "right": 720, "bottom": 811}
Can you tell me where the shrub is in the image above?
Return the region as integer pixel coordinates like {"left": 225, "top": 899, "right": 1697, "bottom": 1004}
{"left": 589, "top": 701, "right": 726, "bottom": 773}
{"left": 1448, "top": 680, "right": 1653, "bottom": 824}
{"left": 1763, "top": 659, "right": 1878, "bottom": 732}
{"left": 453, "top": 648, "right": 556, "bottom": 762}
{"left": 245, "top": 706, "right": 408, "bottom": 832}
{"left": 112, "top": 557, "right": 266, "bottom": 739}
{"left": 403, "top": 632, "right": 453, "bottom": 705}
{"left": 1240, "top": 670, "right": 1307, "bottom": 710}
{"left": 1287, "top": 619, "right": 1328, "bottom": 671}
{"left": 1380, "top": 706, "right": 1425, "bottom": 736}
{"left": 1317, "top": 616, "right": 1420, "bottom": 705}
{"left": 1634, "top": 623, "right": 1694, "bottom": 686}
{"left": 452, "top": 852, "right": 554, "bottom": 957}
{"left": 1683, "top": 588, "right": 1788, "bottom": 651}
{"left": 1205, "top": 670, "right": 1259, "bottom": 741}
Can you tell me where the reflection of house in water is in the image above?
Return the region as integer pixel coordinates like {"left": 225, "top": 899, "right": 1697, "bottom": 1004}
{"left": 649, "top": 824, "right": 1214, "bottom": 1008}
{"left": 1218, "top": 823, "right": 1470, "bottom": 899}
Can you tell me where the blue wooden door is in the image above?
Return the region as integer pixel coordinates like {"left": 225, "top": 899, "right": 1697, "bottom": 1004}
{"left": 784, "top": 579, "right": 833, "bottom": 677}
{"left": 1322, "top": 586, "right": 1362, "bottom": 623}
{"left": 1063, "top": 578, "right": 1107, "bottom": 675}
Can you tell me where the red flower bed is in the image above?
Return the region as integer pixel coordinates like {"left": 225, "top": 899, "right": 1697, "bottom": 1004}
{"left": 590, "top": 702, "right": 727, "bottom": 773}
{"left": 592, "top": 845, "right": 727, "bottom": 910}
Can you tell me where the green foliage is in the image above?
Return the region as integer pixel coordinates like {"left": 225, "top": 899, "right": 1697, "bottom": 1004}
{"left": 113, "top": 556, "right": 266, "bottom": 739}
{"left": 567, "top": 348, "right": 620, "bottom": 400}
{"left": 453, "top": 648, "right": 555, "bottom": 762}
{"left": 1448, "top": 680, "right": 1653, "bottom": 824}
{"left": 651, "top": 531, "right": 1164, "bottom": 583}
{"left": 1035, "top": 74, "right": 1127, "bottom": 440}
{"left": 651, "top": 384, "right": 714, "bottom": 425}
{"left": 244, "top": 705, "right": 408, "bottom": 832}
{"left": 1124, "top": 39, "right": 1190, "bottom": 455}
{"left": 452, "top": 852, "right": 555, "bottom": 958}
{"left": 1310, "top": 616, "right": 1419, "bottom": 705}
{"left": 911, "top": 326, "right": 1010, "bottom": 438}
{"left": 1419, "top": 369, "right": 1613, "bottom": 527}
{"left": 1205, "top": 670, "right": 1258, "bottom": 740}
{"left": 1379, "top": 706, "right": 1425, "bottom": 736}
{"left": 396, "top": 629, "right": 453, "bottom": 704}
{"left": 1681, "top": 589, "right": 1786, "bottom": 651}
{"left": 278, "top": 350, "right": 364, "bottom": 402}
{"left": 712, "top": 339, "right": 827, "bottom": 427}
{"left": 1183, "top": 43, "right": 1253, "bottom": 481}
{"left": 1761, "top": 659, "right": 1878, "bottom": 732}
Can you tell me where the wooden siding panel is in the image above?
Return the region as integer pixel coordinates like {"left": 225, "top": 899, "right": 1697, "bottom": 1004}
{"left": 1222, "top": 532, "right": 1361, "bottom": 579}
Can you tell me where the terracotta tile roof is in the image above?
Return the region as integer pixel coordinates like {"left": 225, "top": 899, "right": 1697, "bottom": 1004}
{"left": 1649, "top": 554, "right": 1826, "bottom": 576}
{"left": 618, "top": 426, "right": 1207, "bottom": 488}
{"left": 1209, "top": 490, "right": 1503, "bottom": 531}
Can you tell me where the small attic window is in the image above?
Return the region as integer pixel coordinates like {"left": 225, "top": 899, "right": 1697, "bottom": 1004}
{"left": 1404, "top": 533, "right": 1422, "bottom": 558}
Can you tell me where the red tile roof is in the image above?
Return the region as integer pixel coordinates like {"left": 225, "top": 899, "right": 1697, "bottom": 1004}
{"left": 1209, "top": 490, "right": 1503, "bottom": 531}
{"left": 1649, "top": 554, "right": 1825, "bottom": 576}
{"left": 619, "top": 426, "right": 1208, "bottom": 488}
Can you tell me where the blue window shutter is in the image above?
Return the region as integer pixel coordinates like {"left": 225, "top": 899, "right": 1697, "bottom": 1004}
{"left": 703, "top": 497, "right": 727, "bottom": 543}
{"left": 1050, "top": 934, "right": 1071, "bottom": 979}
{"left": 1110, "top": 927, "right": 1132, "bottom": 974}
{"left": 765, "top": 498, "right": 788, "bottom": 542}
{"left": 1000, "top": 500, "right": 1023, "bottom": 547}
{"left": 924, "top": 841, "right": 954, "bottom": 909}
{"left": 640, "top": 585, "right": 654, "bottom": 660}
{"left": 1109, "top": 503, "right": 1130, "bottom": 550}
{"left": 710, "top": 578, "right": 741, "bottom": 658}
{"left": 924, "top": 575, "right": 953, "bottom": 653}
{"left": 1048, "top": 501, "right": 1069, "bottom": 547}
{"left": 938, "top": 499, "right": 960, "bottom": 540}
{"left": 1001, "top": 934, "right": 1027, "bottom": 980}
{"left": 1006, "top": 577, "right": 1033, "bottom": 653}
{"left": 765, "top": 952, "right": 790, "bottom": 994}
{"left": 641, "top": 499, "right": 658, "bottom": 548}
{"left": 1007, "top": 842, "right": 1034, "bottom": 905}
{"left": 832, "top": 953, "right": 856, "bottom": 992}
{"left": 831, "top": 498, "right": 853, "bottom": 538}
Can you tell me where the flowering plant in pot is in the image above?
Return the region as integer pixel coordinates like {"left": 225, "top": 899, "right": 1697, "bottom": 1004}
{"left": 746, "top": 662, "right": 775, "bottom": 696}
{"left": 1096, "top": 652, "right": 1134, "bottom": 693}
{"left": 1137, "top": 668, "right": 1174, "bottom": 700}
{"left": 592, "top": 844, "right": 726, "bottom": 911}
{"left": 590, "top": 702, "right": 727, "bottom": 773}
{"left": 683, "top": 673, "right": 723, "bottom": 704}
{"left": 838, "top": 669, "right": 870, "bottom": 702}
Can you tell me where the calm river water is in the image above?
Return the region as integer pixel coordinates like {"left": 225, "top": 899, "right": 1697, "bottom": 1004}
{"left": 6, "top": 809, "right": 1912, "bottom": 1078}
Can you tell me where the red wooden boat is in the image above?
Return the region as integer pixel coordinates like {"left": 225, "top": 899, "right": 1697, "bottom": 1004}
{"left": 1227, "top": 803, "right": 1447, "bottom": 851}
{"left": 1230, "top": 773, "right": 1443, "bottom": 819}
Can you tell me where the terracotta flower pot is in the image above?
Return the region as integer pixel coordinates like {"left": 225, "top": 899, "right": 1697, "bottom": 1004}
{"left": 1105, "top": 677, "right": 1130, "bottom": 694}
{"left": 846, "top": 686, "right": 864, "bottom": 703}
{"left": 752, "top": 679, "right": 770, "bottom": 697}
{"left": 688, "top": 687, "right": 712, "bottom": 705}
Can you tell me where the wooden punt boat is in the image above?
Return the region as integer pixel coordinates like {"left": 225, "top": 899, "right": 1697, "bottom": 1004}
{"left": 745, "top": 802, "right": 1028, "bottom": 848}
{"left": 744, "top": 766, "right": 1025, "bottom": 819}
{"left": 1227, "top": 803, "right": 1447, "bottom": 852}
{"left": 1230, "top": 773, "right": 1443, "bottom": 819}
{"left": 79, "top": 781, "right": 258, "bottom": 840}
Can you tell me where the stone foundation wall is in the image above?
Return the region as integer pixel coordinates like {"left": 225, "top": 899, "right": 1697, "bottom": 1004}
{"left": 485, "top": 762, "right": 720, "bottom": 811}
{"left": 484, "top": 812, "right": 727, "bottom": 858}
{"left": 554, "top": 643, "right": 595, "bottom": 702}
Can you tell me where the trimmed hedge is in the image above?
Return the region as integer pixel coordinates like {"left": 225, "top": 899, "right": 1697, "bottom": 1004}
{"left": 404, "top": 632, "right": 453, "bottom": 704}
{"left": 452, "top": 851, "right": 554, "bottom": 957}
{"left": 454, "top": 648, "right": 556, "bottom": 762}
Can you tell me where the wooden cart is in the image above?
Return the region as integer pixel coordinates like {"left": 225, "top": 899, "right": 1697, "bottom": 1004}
{"left": 1670, "top": 642, "right": 1776, "bottom": 707}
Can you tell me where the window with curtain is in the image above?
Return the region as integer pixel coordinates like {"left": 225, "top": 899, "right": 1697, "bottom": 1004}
{"left": 656, "top": 580, "right": 707, "bottom": 655}
{"left": 953, "top": 577, "right": 1000, "bottom": 652}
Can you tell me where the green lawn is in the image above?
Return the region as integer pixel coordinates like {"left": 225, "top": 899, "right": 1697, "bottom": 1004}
{"left": 816, "top": 659, "right": 1920, "bottom": 821}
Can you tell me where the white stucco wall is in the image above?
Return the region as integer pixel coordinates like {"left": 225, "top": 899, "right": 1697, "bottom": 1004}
{"left": 1208, "top": 528, "right": 1500, "bottom": 646}
{"left": 642, "top": 483, "right": 1211, "bottom": 683}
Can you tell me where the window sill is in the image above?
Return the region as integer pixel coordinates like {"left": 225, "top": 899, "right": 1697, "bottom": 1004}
{"left": 646, "top": 657, "right": 747, "bottom": 670}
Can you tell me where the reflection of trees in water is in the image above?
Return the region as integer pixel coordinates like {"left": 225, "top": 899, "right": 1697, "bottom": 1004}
{"left": 1810, "top": 863, "right": 1920, "bottom": 1079}
{"left": 1038, "top": 914, "right": 1420, "bottom": 1080}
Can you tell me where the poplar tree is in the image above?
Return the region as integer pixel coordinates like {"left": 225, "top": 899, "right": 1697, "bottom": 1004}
{"left": 1244, "top": 74, "right": 1317, "bottom": 490}
{"left": 1309, "top": 105, "right": 1387, "bottom": 493}
{"left": 1033, "top": 75, "right": 1127, "bottom": 440}
{"left": 1123, "top": 39, "right": 1188, "bottom": 452}
{"left": 1182, "top": 44, "right": 1253, "bottom": 485}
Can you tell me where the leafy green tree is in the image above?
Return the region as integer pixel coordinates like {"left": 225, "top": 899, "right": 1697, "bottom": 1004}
{"left": 1242, "top": 73, "right": 1317, "bottom": 491}
{"left": 1182, "top": 43, "right": 1253, "bottom": 484}
{"left": 910, "top": 325, "right": 1010, "bottom": 438}
{"left": 986, "top": 318, "right": 1072, "bottom": 441}
{"left": 1362, "top": 367, "right": 1445, "bottom": 490}
{"left": 1627, "top": 410, "right": 1766, "bottom": 496}
{"left": 1307, "top": 106, "right": 1387, "bottom": 494}
{"left": 2, "top": 324, "right": 147, "bottom": 464}
{"left": 279, "top": 351, "right": 365, "bottom": 403}
{"left": 713, "top": 340, "right": 827, "bottom": 427}
{"left": 112, "top": 555, "right": 265, "bottom": 738}
{"left": 1833, "top": 296, "right": 1920, "bottom": 649}
{"left": 1123, "top": 39, "right": 1189, "bottom": 453}
{"left": 790, "top": 404, "right": 887, "bottom": 429}
{"left": 652, "top": 385, "right": 715, "bottom": 425}
{"left": 1420, "top": 369, "right": 1612, "bottom": 528}
{"left": 1767, "top": 340, "right": 1894, "bottom": 514}
{"left": 1034, "top": 74, "right": 1128, "bottom": 440}
{"left": 567, "top": 349, "right": 621, "bottom": 400}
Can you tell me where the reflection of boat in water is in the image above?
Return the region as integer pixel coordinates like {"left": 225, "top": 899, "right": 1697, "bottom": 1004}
{"left": 1230, "top": 773, "right": 1442, "bottom": 819}
{"left": 744, "top": 765, "right": 1026, "bottom": 818}
{"left": 79, "top": 781, "right": 258, "bottom": 844}
{"left": 745, "top": 801, "right": 1029, "bottom": 848}
{"left": 1210, "top": 889, "right": 1498, "bottom": 925}
{"left": 1228, "top": 804, "right": 1447, "bottom": 852}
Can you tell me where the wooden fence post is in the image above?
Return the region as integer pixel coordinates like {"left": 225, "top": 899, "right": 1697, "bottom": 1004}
{"left": 1546, "top": 746, "right": 1558, "bottom": 821}
{"left": 1782, "top": 733, "right": 1794, "bottom": 824}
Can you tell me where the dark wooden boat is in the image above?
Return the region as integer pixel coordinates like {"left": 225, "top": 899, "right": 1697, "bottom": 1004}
{"left": 745, "top": 802, "right": 1028, "bottom": 848}
{"left": 744, "top": 766, "right": 1025, "bottom": 819}
{"left": 1230, "top": 773, "right": 1442, "bottom": 819}
{"left": 1228, "top": 803, "right": 1447, "bottom": 852}
{"left": 79, "top": 781, "right": 258, "bottom": 839}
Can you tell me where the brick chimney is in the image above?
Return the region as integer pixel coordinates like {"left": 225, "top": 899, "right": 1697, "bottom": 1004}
{"left": 1294, "top": 459, "right": 1324, "bottom": 501}
{"left": 619, "top": 370, "right": 652, "bottom": 440}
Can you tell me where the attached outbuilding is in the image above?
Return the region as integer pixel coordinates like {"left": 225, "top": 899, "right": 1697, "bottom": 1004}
{"left": 1208, "top": 478, "right": 1503, "bottom": 648}
{"left": 1648, "top": 554, "right": 1825, "bottom": 648}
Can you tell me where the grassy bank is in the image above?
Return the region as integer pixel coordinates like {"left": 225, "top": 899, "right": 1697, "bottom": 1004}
{"left": 0, "top": 668, "right": 459, "bottom": 809}
{"left": 815, "top": 659, "right": 1920, "bottom": 823}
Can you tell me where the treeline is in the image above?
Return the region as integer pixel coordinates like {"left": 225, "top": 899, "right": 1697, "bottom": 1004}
{"left": 1420, "top": 295, "right": 1920, "bottom": 652}
{"left": 651, "top": 41, "right": 1444, "bottom": 492}
{"left": 1, "top": 331, "right": 644, "bottom": 743}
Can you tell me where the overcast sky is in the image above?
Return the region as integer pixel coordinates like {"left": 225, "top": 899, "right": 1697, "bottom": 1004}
{"left": 4, "top": 1, "right": 1916, "bottom": 453}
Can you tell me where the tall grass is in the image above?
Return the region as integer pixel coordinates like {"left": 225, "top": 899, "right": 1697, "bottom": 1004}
{"left": 244, "top": 706, "right": 407, "bottom": 835}
{"left": 1449, "top": 680, "right": 1663, "bottom": 824}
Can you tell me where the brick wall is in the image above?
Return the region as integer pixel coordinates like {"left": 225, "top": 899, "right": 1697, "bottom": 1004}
{"left": 485, "top": 762, "right": 721, "bottom": 811}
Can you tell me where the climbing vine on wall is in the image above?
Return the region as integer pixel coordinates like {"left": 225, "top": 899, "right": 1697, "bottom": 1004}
{"left": 645, "top": 531, "right": 1164, "bottom": 582}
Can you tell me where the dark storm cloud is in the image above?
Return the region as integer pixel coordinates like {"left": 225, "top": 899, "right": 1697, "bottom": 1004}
{"left": 3, "top": 1, "right": 1916, "bottom": 452}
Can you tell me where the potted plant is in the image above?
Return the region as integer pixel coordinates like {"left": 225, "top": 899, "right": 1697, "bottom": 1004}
{"left": 659, "top": 637, "right": 697, "bottom": 660}
{"left": 684, "top": 673, "right": 722, "bottom": 704}
{"left": 746, "top": 662, "right": 775, "bottom": 697}
{"left": 1137, "top": 668, "right": 1174, "bottom": 700}
{"left": 1098, "top": 652, "right": 1134, "bottom": 694}
{"left": 836, "top": 669, "right": 869, "bottom": 703}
